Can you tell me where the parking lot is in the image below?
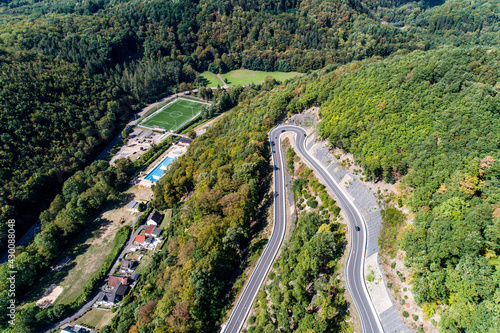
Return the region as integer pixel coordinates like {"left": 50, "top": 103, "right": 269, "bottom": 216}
{"left": 110, "top": 129, "right": 169, "bottom": 164}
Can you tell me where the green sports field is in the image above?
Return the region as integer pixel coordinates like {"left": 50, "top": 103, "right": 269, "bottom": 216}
{"left": 220, "top": 69, "right": 304, "bottom": 86}
{"left": 139, "top": 99, "right": 207, "bottom": 132}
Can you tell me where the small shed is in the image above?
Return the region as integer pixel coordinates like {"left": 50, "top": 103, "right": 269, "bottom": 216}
{"left": 126, "top": 200, "right": 140, "bottom": 212}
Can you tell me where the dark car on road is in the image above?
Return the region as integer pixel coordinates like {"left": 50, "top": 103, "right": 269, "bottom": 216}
{"left": 355, "top": 226, "right": 360, "bottom": 231}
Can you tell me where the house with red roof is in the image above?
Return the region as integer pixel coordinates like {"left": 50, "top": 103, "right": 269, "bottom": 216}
{"left": 144, "top": 226, "right": 155, "bottom": 236}
{"left": 135, "top": 235, "right": 145, "bottom": 244}
{"left": 108, "top": 276, "right": 129, "bottom": 288}
{"left": 144, "top": 226, "right": 163, "bottom": 237}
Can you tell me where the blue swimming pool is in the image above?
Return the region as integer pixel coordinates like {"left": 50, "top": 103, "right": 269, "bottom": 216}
{"left": 145, "top": 156, "right": 176, "bottom": 182}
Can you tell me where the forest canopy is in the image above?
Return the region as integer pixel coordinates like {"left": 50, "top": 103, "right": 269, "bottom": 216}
{"left": 2, "top": 0, "right": 500, "bottom": 332}
{"left": 299, "top": 46, "right": 500, "bottom": 332}
{"left": 0, "top": 0, "right": 426, "bottom": 246}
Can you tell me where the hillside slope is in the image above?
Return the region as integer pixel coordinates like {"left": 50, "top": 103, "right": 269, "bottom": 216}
{"left": 306, "top": 47, "right": 500, "bottom": 332}
{"left": 0, "top": 0, "right": 425, "bottom": 247}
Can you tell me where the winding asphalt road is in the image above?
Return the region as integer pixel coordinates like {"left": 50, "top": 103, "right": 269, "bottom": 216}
{"left": 223, "top": 125, "right": 383, "bottom": 333}
{"left": 223, "top": 126, "right": 287, "bottom": 333}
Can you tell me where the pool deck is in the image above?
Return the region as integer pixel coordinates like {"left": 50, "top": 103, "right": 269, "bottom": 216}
{"left": 133, "top": 141, "right": 189, "bottom": 188}
{"left": 145, "top": 156, "right": 176, "bottom": 182}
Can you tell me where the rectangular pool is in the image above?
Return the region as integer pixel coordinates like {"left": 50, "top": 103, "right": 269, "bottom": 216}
{"left": 145, "top": 156, "right": 176, "bottom": 182}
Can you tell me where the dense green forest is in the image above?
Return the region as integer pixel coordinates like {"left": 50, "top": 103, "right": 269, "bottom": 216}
{"left": 3, "top": 0, "right": 500, "bottom": 331}
{"left": 305, "top": 47, "right": 500, "bottom": 332}
{"left": 0, "top": 87, "right": 239, "bottom": 331}
{"left": 247, "top": 213, "right": 348, "bottom": 333}
{"left": 0, "top": 0, "right": 426, "bottom": 249}
{"left": 370, "top": 0, "right": 500, "bottom": 47}
{"left": 102, "top": 46, "right": 500, "bottom": 332}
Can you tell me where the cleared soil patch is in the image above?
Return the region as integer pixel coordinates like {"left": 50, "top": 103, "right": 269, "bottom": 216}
{"left": 36, "top": 285, "right": 63, "bottom": 308}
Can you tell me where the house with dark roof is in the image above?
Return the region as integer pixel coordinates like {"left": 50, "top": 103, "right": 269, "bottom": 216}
{"left": 97, "top": 290, "right": 116, "bottom": 306}
{"left": 61, "top": 325, "right": 93, "bottom": 333}
{"left": 145, "top": 226, "right": 163, "bottom": 237}
{"left": 115, "top": 283, "right": 129, "bottom": 297}
{"left": 120, "top": 260, "right": 135, "bottom": 273}
{"left": 179, "top": 137, "right": 193, "bottom": 145}
{"left": 146, "top": 210, "right": 163, "bottom": 226}
{"left": 96, "top": 282, "right": 129, "bottom": 307}
{"left": 151, "top": 227, "right": 163, "bottom": 237}
{"left": 108, "top": 275, "right": 129, "bottom": 288}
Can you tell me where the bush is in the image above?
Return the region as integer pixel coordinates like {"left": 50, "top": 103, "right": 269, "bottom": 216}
{"left": 378, "top": 206, "right": 406, "bottom": 257}
{"left": 402, "top": 311, "right": 409, "bottom": 318}
{"left": 329, "top": 205, "right": 341, "bottom": 216}
{"left": 286, "top": 148, "right": 296, "bottom": 172}
{"left": 248, "top": 316, "right": 256, "bottom": 325}
{"left": 387, "top": 282, "right": 393, "bottom": 288}
{"left": 307, "top": 199, "right": 318, "bottom": 208}
{"left": 423, "top": 302, "right": 438, "bottom": 319}
{"left": 412, "top": 314, "right": 419, "bottom": 321}
{"left": 391, "top": 262, "right": 396, "bottom": 269}
{"left": 121, "top": 128, "right": 131, "bottom": 138}
{"left": 399, "top": 299, "right": 405, "bottom": 305}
